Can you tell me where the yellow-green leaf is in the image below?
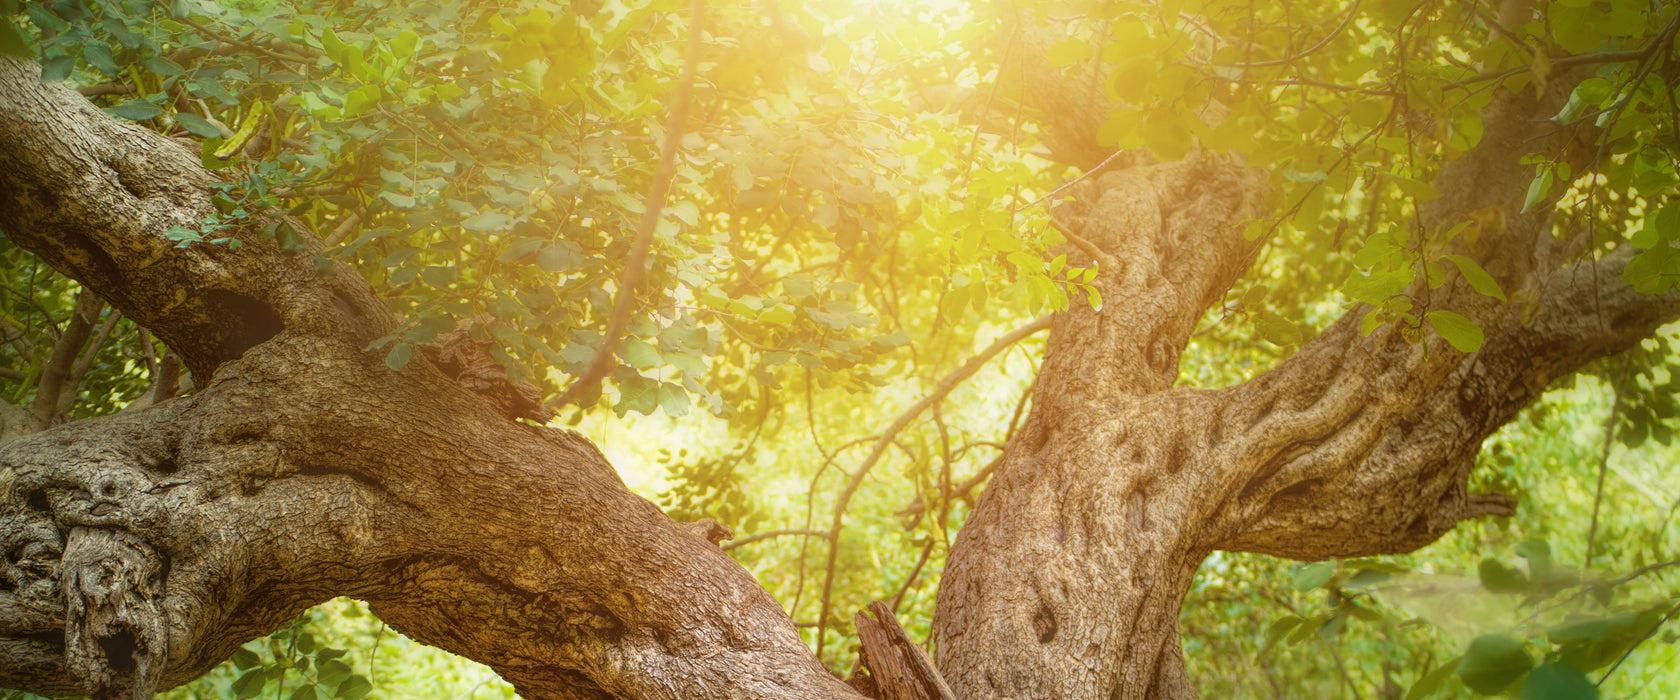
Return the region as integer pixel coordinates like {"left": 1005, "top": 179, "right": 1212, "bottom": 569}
{"left": 1426, "top": 310, "right": 1483, "bottom": 352}
{"left": 1441, "top": 254, "right": 1507, "bottom": 301}
{"left": 1382, "top": 172, "right": 1441, "bottom": 201}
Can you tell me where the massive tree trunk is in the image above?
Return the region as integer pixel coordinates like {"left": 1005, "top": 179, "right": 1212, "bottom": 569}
{"left": 0, "top": 11, "right": 1676, "bottom": 700}
{"left": 930, "top": 29, "right": 1680, "bottom": 700}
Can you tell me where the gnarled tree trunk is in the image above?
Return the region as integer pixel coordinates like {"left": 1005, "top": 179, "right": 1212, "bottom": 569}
{"left": 0, "top": 56, "right": 855, "bottom": 700}
{"left": 0, "top": 10, "right": 1676, "bottom": 700}
{"left": 931, "top": 29, "right": 1680, "bottom": 700}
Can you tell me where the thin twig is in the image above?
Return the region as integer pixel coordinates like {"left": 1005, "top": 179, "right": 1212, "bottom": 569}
{"left": 451, "top": 673, "right": 499, "bottom": 700}
{"left": 814, "top": 315, "right": 1053, "bottom": 663}
{"left": 888, "top": 539, "right": 938, "bottom": 614}
{"left": 1597, "top": 600, "right": 1680, "bottom": 687}
{"left": 323, "top": 209, "right": 364, "bottom": 247}
{"left": 720, "top": 528, "right": 828, "bottom": 552}
{"left": 1584, "top": 355, "right": 1631, "bottom": 571}
{"left": 174, "top": 13, "right": 314, "bottom": 65}
{"left": 549, "top": 0, "right": 705, "bottom": 411}
{"left": 1022, "top": 148, "right": 1130, "bottom": 209}
{"left": 27, "top": 289, "right": 103, "bottom": 425}
{"left": 1050, "top": 219, "right": 1119, "bottom": 270}
{"left": 1210, "top": 0, "right": 1362, "bottom": 69}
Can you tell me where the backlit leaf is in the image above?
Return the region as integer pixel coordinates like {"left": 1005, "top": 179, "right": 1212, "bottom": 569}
{"left": 1427, "top": 310, "right": 1483, "bottom": 352}
{"left": 1457, "top": 634, "right": 1532, "bottom": 695}
{"left": 1441, "top": 255, "right": 1506, "bottom": 301}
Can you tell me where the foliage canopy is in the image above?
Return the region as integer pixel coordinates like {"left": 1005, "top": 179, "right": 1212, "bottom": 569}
{"left": 2, "top": 0, "right": 1679, "bottom": 698}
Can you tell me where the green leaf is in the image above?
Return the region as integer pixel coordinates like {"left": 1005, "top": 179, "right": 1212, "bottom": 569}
{"left": 289, "top": 685, "right": 320, "bottom": 700}
{"left": 176, "top": 113, "right": 223, "bottom": 138}
{"left": 498, "top": 237, "right": 543, "bottom": 262}
{"left": 1256, "top": 311, "right": 1303, "bottom": 347}
{"left": 1382, "top": 172, "right": 1442, "bottom": 201}
{"left": 385, "top": 342, "right": 413, "bottom": 370}
{"left": 391, "top": 29, "right": 420, "bottom": 59}
{"left": 1479, "top": 558, "right": 1528, "bottom": 593}
{"left": 0, "top": 18, "right": 33, "bottom": 58}
{"left": 1259, "top": 614, "right": 1303, "bottom": 656}
{"left": 342, "top": 84, "right": 381, "bottom": 117}
{"left": 1457, "top": 634, "right": 1532, "bottom": 695}
{"left": 1520, "top": 663, "right": 1598, "bottom": 700}
{"left": 420, "top": 266, "right": 457, "bottom": 287}
{"left": 621, "top": 338, "right": 662, "bottom": 370}
{"left": 616, "top": 375, "right": 659, "bottom": 416}
{"left": 275, "top": 221, "right": 306, "bottom": 252}
{"left": 1514, "top": 539, "right": 1553, "bottom": 585}
{"left": 1441, "top": 255, "right": 1506, "bottom": 301}
{"left": 335, "top": 675, "right": 373, "bottom": 700}
{"left": 1549, "top": 4, "right": 1605, "bottom": 53}
{"left": 1522, "top": 169, "right": 1553, "bottom": 214}
{"left": 1291, "top": 560, "right": 1336, "bottom": 592}
{"left": 1342, "top": 267, "right": 1412, "bottom": 305}
{"left": 316, "top": 659, "right": 352, "bottom": 685}
{"left": 166, "top": 225, "right": 204, "bottom": 247}
{"left": 142, "top": 56, "right": 186, "bottom": 76}
{"left": 230, "top": 647, "right": 262, "bottom": 670}
{"left": 1343, "top": 568, "right": 1391, "bottom": 590}
{"left": 110, "top": 99, "right": 165, "bottom": 121}
{"left": 232, "top": 669, "right": 269, "bottom": 699}
{"left": 1318, "top": 613, "right": 1347, "bottom": 638}
{"left": 1405, "top": 656, "right": 1462, "bottom": 700}
{"left": 1427, "top": 310, "right": 1483, "bottom": 352}
{"left": 83, "top": 44, "right": 119, "bottom": 77}
{"left": 1288, "top": 614, "right": 1328, "bottom": 644}
{"left": 40, "top": 55, "right": 74, "bottom": 82}
{"left": 656, "top": 382, "right": 690, "bottom": 417}
{"left": 537, "top": 244, "right": 577, "bottom": 272}
{"left": 464, "top": 211, "right": 515, "bottom": 232}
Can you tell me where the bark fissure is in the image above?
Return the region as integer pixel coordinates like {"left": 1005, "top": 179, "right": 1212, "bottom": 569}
{"left": 0, "top": 11, "right": 1676, "bottom": 700}
{"left": 0, "top": 56, "right": 857, "bottom": 700}
{"left": 932, "top": 28, "right": 1680, "bottom": 700}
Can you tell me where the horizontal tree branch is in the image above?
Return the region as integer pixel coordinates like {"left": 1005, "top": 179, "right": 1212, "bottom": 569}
{"left": 1212, "top": 244, "right": 1680, "bottom": 559}
{"left": 1199, "top": 66, "right": 1674, "bottom": 558}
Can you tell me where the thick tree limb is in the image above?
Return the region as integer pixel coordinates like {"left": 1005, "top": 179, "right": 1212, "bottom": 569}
{"left": 0, "top": 57, "right": 396, "bottom": 381}
{"left": 932, "top": 45, "right": 1665, "bottom": 700}
{"left": 0, "top": 55, "right": 862, "bottom": 700}
{"left": 1201, "top": 68, "right": 1661, "bottom": 558}
{"left": 1212, "top": 245, "right": 1680, "bottom": 558}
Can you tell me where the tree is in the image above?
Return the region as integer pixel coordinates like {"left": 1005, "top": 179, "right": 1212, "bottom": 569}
{"left": 1, "top": 0, "right": 1677, "bottom": 699}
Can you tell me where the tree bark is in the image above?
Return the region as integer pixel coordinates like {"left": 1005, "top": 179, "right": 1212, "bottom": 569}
{"left": 0, "top": 56, "right": 856, "bottom": 700}
{"left": 1, "top": 11, "right": 1677, "bottom": 700}
{"left": 932, "top": 27, "right": 1680, "bottom": 700}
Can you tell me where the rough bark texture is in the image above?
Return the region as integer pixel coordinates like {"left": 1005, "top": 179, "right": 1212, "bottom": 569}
{"left": 930, "top": 26, "right": 1680, "bottom": 700}
{"left": 0, "top": 11, "right": 1677, "bottom": 700}
{"left": 0, "top": 56, "right": 855, "bottom": 700}
{"left": 852, "top": 602, "right": 956, "bottom": 700}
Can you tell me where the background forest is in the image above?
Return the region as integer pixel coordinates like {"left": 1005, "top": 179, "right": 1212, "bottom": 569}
{"left": 1, "top": 0, "right": 1678, "bottom": 698}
